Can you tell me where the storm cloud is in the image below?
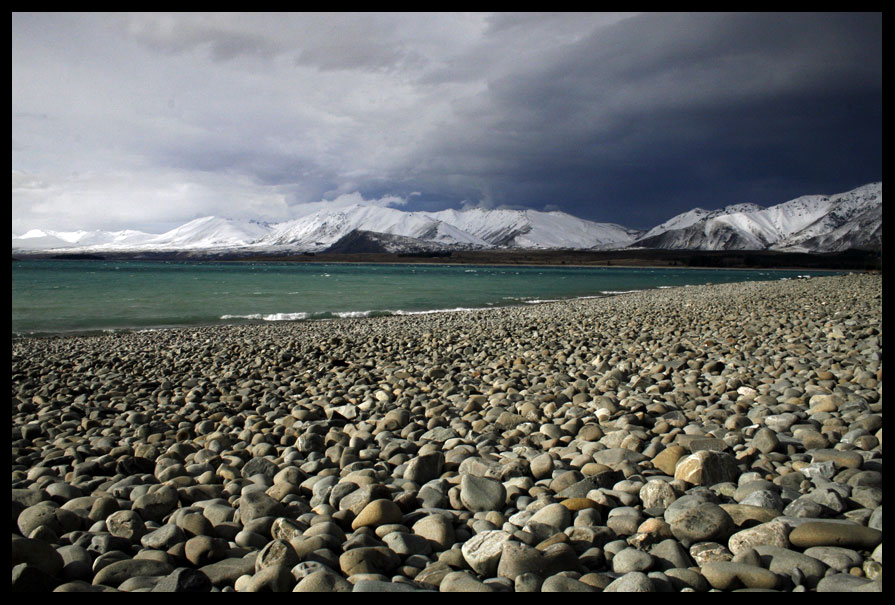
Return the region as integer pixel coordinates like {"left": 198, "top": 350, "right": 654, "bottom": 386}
{"left": 12, "top": 12, "right": 881, "bottom": 233}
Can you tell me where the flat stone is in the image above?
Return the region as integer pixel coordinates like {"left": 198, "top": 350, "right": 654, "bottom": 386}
{"left": 150, "top": 568, "right": 213, "bottom": 592}
{"left": 56, "top": 544, "right": 93, "bottom": 581}
{"left": 649, "top": 538, "right": 695, "bottom": 570}
{"left": 602, "top": 571, "right": 655, "bottom": 592}
{"left": 524, "top": 502, "right": 572, "bottom": 541}
{"left": 802, "top": 546, "right": 864, "bottom": 572}
{"left": 669, "top": 502, "right": 735, "bottom": 546}
{"left": 242, "top": 564, "right": 295, "bottom": 592}
{"left": 13, "top": 563, "right": 61, "bottom": 592}
{"left": 237, "top": 490, "right": 285, "bottom": 525}
{"left": 816, "top": 574, "right": 879, "bottom": 592}
{"left": 674, "top": 450, "right": 740, "bottom": 486}
{"left": 559, "top": 497, "right": 601, "bottom": 512}
{"left": 133, "top": 486, "right": 179, "bottom": 523}
{"left": 338, "top": 546, "right": 401, "bottom": 577}
{"left": 53, "top": 580, "right": 119, "bottom": 592}
{"left": 720, "top": 503, "right": 781, "bottom": 527}
{"left": 754, "top": 546, "right": 828, "bottom": 588}
{"left": 184, "top": 535, "right": 229, "bottom": 566}
{"left": 141, "top": 523, "right": 186, "bottom": 550}
{"left": 788, "top": 521, "right": 882, "bottom": 549}
{"left": 352, "top": 580, "right": 431, "bottom": 592}
{"left": 411, "top": 514, "right": 455, "bottom": 551}
{"left": 199, "top": 556, "right": 258, "bottom": 588}
{"left": 556, "top": 470, "right": 624, "bottom": 498}
{"left": 403, "top": 452, "right": 444, "bottom": 484}
{"left": 293, "top": 569, "right": 354, "bottom": 592}
{"left": 728, "top": 519, "right": 791, "bottom": 556}
{"left": 17, "top": 502, "right": 81, "bottom": 537}
{"left": 106, "top": 509, "right": 146, "bottom": 542}
{"left": 92, "top": 559, "right": 174, "bottom": 588}
{"left": 689, "top": 541, "right": 733, "bottom": 565}
{"left": 255, "top": 539, "right": 300, "bottom": 572}
{"left": 352, "top": 498, "right": 404, "bottom": 530}
{"left": 652, "top": 445, "right": 687, "bottom": 476}
{"left": 664, "top": 567, "right": 709, "bottom": 591}
{"left": 459, "top": 474, "right": 506, "bottom": 512}
{"left": 461, "top": 530, "right": 513, "bottom": 577}
{"left": 700, "top": 561, "right": 780, "bottom": 590}
{"left": 809, "top": 449, "right": 865, "bottom": 469}
{"left": 496, "top": 541, "right": 544, "bottom": 580}
{"left": 541, "top": 573, "right": 599, "bottom": 592}
{"left": 11, "top": 536, "right": 65, "bottom": 577}
{"left": 606, "top": 506, "right": 644, "bottom": 537}
{"left": 382, "top": 531, "right": 432, "bottom": 557}
{"left": 118, "top": 576, "right": 162, "bottom": 591}
{"left": 530, "top": 453, "right": 555, "bottom": 480}
{"left": 439, "top": 571, "right": 495, "bottom": 592}
{"left": 612, "top": 547, "right": 655, "bottom": 574}
{"left": 639, "top": 480, "right": 678, "bottom": 510}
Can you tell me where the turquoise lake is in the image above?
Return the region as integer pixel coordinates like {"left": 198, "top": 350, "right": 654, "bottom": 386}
{"left": 11, "top": 259, "right": 843, "bottom": 336}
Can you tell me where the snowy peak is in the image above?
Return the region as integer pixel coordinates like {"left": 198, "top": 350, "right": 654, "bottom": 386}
{"left": 147, "top": 216, "right": 272, "bottom": 249}
{"left": 258, "top": 205, "right": 489, "bottom": 252}
{"left": 515, "top": 210, "right": 639, "bottom": 249}
{"left": 427, "top": 207, "right": 639, "bottom": 249}
{"left": 12, "top": 183, "right": 881, "bottom": 255}
{"left": 636, "top": 183, "right": 881, "bottom": 251}
{"left": 10, "top": 227, "right": 156, "bottom": 250}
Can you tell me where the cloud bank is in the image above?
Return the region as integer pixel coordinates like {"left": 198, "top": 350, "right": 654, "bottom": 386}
{"left": 12, "top": 12, "right": 881, "bottom": 234}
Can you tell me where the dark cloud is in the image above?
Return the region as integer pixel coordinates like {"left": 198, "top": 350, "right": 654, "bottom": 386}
{"left": 12, "top": 12, "right": 882, "bottom": 233}
{"left": 398, "top": 12, "right": 882, "bottom": 226}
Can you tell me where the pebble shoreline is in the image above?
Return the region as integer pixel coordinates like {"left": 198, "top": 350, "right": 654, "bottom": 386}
{"left": 12, "top": 273, "right": 882, "bottom": 592}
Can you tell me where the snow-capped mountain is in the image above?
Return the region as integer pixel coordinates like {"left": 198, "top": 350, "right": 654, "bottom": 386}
{"left": 12, "top": 183, "right": 881, "bottom": 255}
{"left": 12, "top": 205, "right": 638, "bottom": 254}
{"left": 427, "top": 208, "right": 641, "bottom": 249}
{"left": 11, "top": 228, "right": 156, "bottom": 250}
{"left": 257, "top": 205, "right": 490, "bottom": 252}
{"left": 141, "top": 216, "right": 272, "bottom": 250}
{"left": 633, "top": 182, "right": 882, "bottom": 252}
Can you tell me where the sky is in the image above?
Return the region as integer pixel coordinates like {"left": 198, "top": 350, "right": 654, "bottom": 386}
{"left": 12, "top": 12, "right": 882, "bottom": 235}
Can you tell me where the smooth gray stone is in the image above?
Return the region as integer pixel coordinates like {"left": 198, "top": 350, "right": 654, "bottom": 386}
{"left": 92, "top": 559, "right": 174, "bottom": 588}
{"left": 649, "top": 538, "right": 695, "bottom": 570}
{"left": 540, "top": 574, "right": 598, "bottom": 592}
{"left": 12, "top": 536, "right": 65, "bottom": 577}
{"left": 151, "top": 567, "right": 213, "bottom": 592}
{"left": 612, "top": 547, "right": 655, "bottom": 574}
{"left": 199, "top": 556, "right": 258, "bottom": 588}
{"left": 352, "top": 580, "right": 434, "bottom": 592}
{"left": 602, "top": 571, "right": 655, "bottom": 592}
{"left": 439, "top": 571, "right": 495, "bottom": 592}
{"left": 816, "top": 574, "right": 878, "bottom": 592}
{"left": 802, "top": 546, "right": 863, "bottom": 572}
{"left": 237, "top": 491, "right": 285, "bottom": 524}
{"left": 496, "top": 541, "right": 544, "bottom": 580}
{"left": 382, "top": 531, "right": 433, "bottom": 557}
{"left": 54, "top": 580, "right": 119, "bottom": 592}
{"left": 141, "top": 523, "right": 186, "bottom": 550}
{"left": 754, "top": 546, "right": 827, "bottom": 588}
{"left": 668, "top": 502, "right": 735, "bottom": 545}
{"left": 293, "top": 569, "right": 354, "bottom": 592}
{"left": 118, "top": 576, "right": 162, "bottom": 592}
{"left": 459, "top": 474, "right": 506, "bottom": 512}
{"left": 12, "top": 563, "right": 60, "bottom": 592}
{"left": 56, "top": 544, "right": 93, "bottom": 581}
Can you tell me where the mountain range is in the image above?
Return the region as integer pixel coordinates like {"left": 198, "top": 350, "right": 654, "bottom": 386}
{"left": 12, "top": 182, "right": 881, "bottom": 256}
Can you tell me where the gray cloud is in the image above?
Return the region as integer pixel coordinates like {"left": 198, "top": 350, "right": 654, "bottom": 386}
{"left": 12, "top": 12, "right": 881, "bottom": 233}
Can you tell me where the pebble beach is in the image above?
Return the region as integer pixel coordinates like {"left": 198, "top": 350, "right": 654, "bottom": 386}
{"left": 11, "top": 273, "right": 882, "bottom": 592}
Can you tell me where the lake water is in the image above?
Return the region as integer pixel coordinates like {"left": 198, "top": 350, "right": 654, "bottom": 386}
{"left": 11, "top": 259, "right": 843, "bottom": 336}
